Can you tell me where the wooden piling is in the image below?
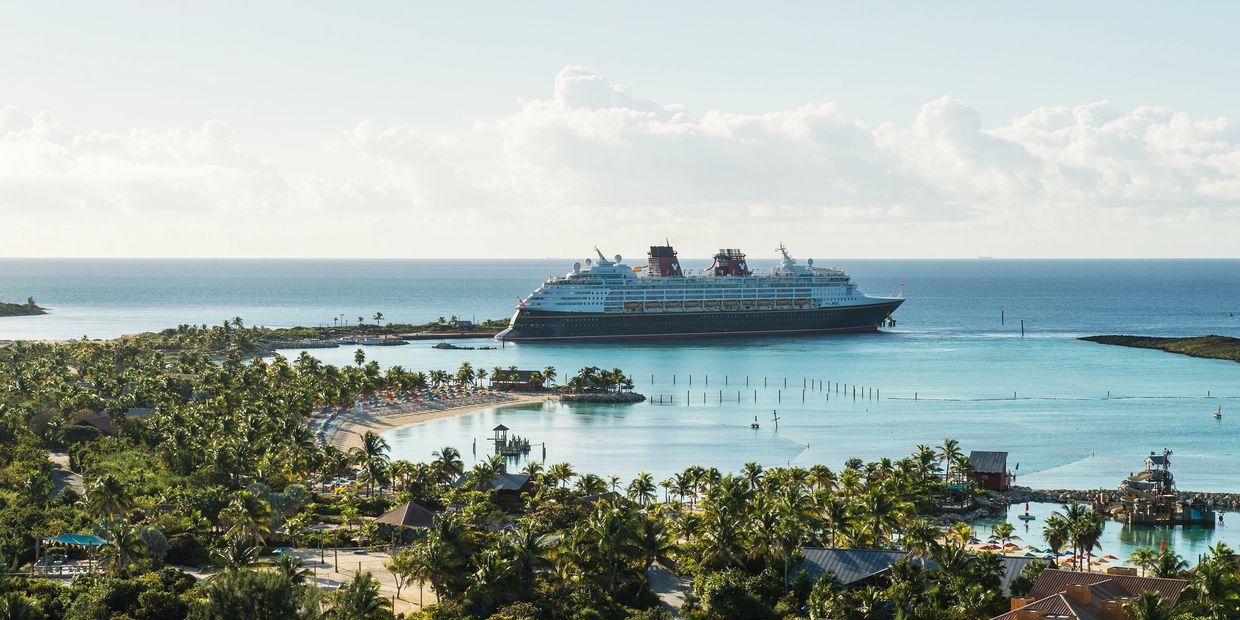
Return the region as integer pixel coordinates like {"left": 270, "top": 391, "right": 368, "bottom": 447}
{"left": 802, "top": 389, "right": 805, "bottom": 402}
{"left": 1021, "top": 320, "right": 1025, "bottom": 338}
{"left": 778, "top": 390, "right": 781, "bottom": 403}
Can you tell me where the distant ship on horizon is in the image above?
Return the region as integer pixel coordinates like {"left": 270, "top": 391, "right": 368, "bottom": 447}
{"left": 496, "top": 243, "right": 904, "bottom": 342}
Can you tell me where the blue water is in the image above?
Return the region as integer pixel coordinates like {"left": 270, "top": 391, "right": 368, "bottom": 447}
{"left": 6, "top": 257, "right": 1240, "bottom": 557}
{"left": 975, "top": 502, "right": 1235, "bottom": 567}
{"left": 4, "top": 258, "right": 1240, "bottom": 493}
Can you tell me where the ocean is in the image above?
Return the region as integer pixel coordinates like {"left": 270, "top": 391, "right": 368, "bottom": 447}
{"left": 5, "top": 256, "right": 1239, "bottom": 486}
{"left": 6, "top": 257, "right": 1240, "bottom": 558}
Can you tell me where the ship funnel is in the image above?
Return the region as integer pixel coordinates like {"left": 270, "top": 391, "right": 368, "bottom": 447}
{"left": 647, "top": 243, "right": 683, "bottom": 277}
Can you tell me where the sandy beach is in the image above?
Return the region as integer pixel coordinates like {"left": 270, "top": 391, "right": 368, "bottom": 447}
{"left": 328, "top": 392, "right": 547, "bottom": 452}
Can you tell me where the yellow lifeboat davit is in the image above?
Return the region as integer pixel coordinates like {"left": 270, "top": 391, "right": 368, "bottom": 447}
{"left": 704, "top": 300, "right": 720, "bottom": 308}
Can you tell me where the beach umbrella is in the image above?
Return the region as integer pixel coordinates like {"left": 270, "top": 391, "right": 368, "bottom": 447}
{"left": 1102, "top": 554, "right": 1118, "bottom": 560}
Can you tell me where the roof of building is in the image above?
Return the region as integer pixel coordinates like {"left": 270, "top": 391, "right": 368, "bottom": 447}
{"left": 993, "top": 569, "right": 1189, "bottom": 620}
{"left": 1147, "top": 454, "right": 1169, "bottom": 465}
{"left": 800, "top": 548, "right": 1035, "bottom": 595}
{"left": 799, "top": 549, "right": 934, "bottom": 585}
{"left": 77, "top": 413, "right": 116, "bottom": 436}
{"left": 452, "top": 472, "right": 532, "bottom": 492}
{"left": 492, "top": 370, "right": 540, "bottom": 381}
{"left": 1028, "top": 569, "right": 1187, "bottom": 602}
{"left": 493, "top": 424, "right": 510, "bottom": 431}
{"left": 969, "top": 451, "right": 1009, "bottom": 474}
{"left": 376, "top": 501, "right": 437, "bottom": 529}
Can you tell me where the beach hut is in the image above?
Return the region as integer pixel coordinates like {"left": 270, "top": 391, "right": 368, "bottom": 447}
{"left": 376, "top": 501, "right": 437, "bottom": 543}
{"left": 968, "top": 451, "right": 1010, "bottom": 490}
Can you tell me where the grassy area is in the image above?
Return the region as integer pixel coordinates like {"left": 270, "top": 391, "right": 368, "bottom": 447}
{"left": 0, "top": 297, "right": 46, "bottom": 317}
{"left": 1081, "top": 334, "right": 1240, "bottom": 363}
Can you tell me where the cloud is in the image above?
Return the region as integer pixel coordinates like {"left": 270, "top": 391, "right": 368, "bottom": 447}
{"left": 0, "top": 106, "right": 306, "bottom": 214}
{"left": 4, "top": 66, "right": 1240, "bottom": 257}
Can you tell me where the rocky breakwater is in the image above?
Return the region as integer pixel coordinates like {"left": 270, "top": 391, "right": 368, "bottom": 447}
{"left": 557, "top": 392, "right": 647, "bottom": 404}
{"left": 1004, "top": 486, "right": 1240, "bottom": 510}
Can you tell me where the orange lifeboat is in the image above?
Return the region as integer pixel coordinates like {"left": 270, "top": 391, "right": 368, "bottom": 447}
{"left": 623, "top": 302, "right": 639, "bottom": 310}
{"left": 644, "top": 301, "right": 661, "bottom": 309}
{"left": 666, "top": 301, "right": 681, "bottom": 309}
{"left": 756, "top": 300, "right": 772, "bottom": 307}
{"left": 684, "top": 300, "right": 700, "bottom": 309}
{"left": 704, "top": 300, "right": 720, "bottom": 308}
{"left": 722, "top": 300, "right": 738, "bottom": 308}
{"left": 776, "top": 299, "right": 791, "bottom": 307}
{"left": 794, "top": 299, "right": 808, "bottom": 307}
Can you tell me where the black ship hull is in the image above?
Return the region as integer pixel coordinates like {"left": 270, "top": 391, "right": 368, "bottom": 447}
{"left": 496, "top": 299, "right": 903, "bottom": 342}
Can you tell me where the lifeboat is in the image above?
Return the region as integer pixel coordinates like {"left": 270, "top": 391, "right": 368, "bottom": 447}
{"left": 794, "top": 299, "right": 808, "bottom": 307}
{"left": 723, "top": 300, "right": 738, "bottom": 308}
{"left": 741, "top": 300, "right": 754, "bottom": 307}
{"left": 665, "top": 301, "right": 681, "bottom": 309}
{"left": 776, "top": 299, "right": 791, "bottom": 307}
{"left": 623, "top": 302, "right": 639, "bottom": 310}
{"left": 756, "top": 300, "right": 771, "bottom": 307}
{"left": 644, "top": 301, "right": 661, "bottom": 309}
{"left": 704, "top": 300, "right": 720, "bottom": 308}
{"left": 684, "top": 300, "right": 700, "bottom": 309}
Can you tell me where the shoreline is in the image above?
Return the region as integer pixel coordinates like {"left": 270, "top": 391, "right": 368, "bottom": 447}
{"left": 328, "top": 392, "right": 547, "bottom": 451}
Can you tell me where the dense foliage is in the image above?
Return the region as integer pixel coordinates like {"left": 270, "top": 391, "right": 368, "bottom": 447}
{"left": 1, "top": 323, "right": 1236, "bottom": 619}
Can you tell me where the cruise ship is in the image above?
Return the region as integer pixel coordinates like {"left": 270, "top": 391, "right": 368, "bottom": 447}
{"left": 496, "top": 243, "right": 904, "bottom": 342}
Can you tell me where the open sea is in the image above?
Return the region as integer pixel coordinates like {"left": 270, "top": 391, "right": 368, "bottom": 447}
{"left": 5, "top": 257, "right": 1240, "bottom": 559}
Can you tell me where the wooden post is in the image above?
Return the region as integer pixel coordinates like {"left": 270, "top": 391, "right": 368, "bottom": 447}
{"left": 725, "top": 375, "right": 728, "bottom": 386}
{"left": 778, "top": 390, "right": 781, "bottom": 403}
{"left": 784, "top": 377, "right": 787, "bottom": 388}
{"left": 1021, "top": 320, "right": 1025, "bottom": 338}
{"left": 706, "top": 374, "right": 709, "bottom": 386}
{"left": 802, "top": 389, "right": 805, "bottom": 402}
{"left": 673, "top": 374, "right": 676, "bottom": 385}
{"left": 754, "top": 390, "right": 757, "bottom": 403}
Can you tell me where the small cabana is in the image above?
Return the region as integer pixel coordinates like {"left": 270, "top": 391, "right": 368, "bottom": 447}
{"left": 376, "top": 501, "right": 437, "bottom": 543}
{"left": 37, "top": 534, "right": 106, "bottom": 575}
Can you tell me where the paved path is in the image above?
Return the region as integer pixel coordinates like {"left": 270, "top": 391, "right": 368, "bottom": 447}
{"left": 48, "top": 452, "right": 84, "bottom": 496}
{"left": 649, "top": 565, "right": 688, "bottom": 616}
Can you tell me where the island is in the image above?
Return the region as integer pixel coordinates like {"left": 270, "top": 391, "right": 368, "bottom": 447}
{"left": 1081, "top": 334, "right": 1240, "bottom": 364}
{"left": 0, "top": 297, "right": 47, "bottom": 317}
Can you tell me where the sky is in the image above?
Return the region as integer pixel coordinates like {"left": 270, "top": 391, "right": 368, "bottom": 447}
{"left": 2, "top": 2, "right": 1240, "bottom": 259}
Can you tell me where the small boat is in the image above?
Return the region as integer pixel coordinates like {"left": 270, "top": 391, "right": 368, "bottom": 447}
{"left": 776, "top": 299, "right": 790, "bottom": 307}
{"left": 722, "top": 300, "right": 738, "bottom": 308}
{"left": 623, "top": 302, "right": 639, "bottom": 310}
{"left": 704, "top": 300, "right": 720, "bottom": 308}
{"left": 750, "top": 416, "right": 760, "bottom": 429}
{"left": 684, "top": 300, "right": 700, "bottom": 308}
{"left": 644, "top": 301, "right": 661, "bottom": 309}
{"left": 740, "top": 300, "right": 754, "bottom": 307}
{"left": 665, "top": 301, "right": 681, "bottom": 309}
{"left": 1018, "top": 502, "right": 1036, "bottom": 521}
{"left": 1214, "top": 406, "right": 1223, "bottom": 420}
{"left": 756, "top": 300, "right": 772, "bottom": 307}
{"left": 794, "top": 299, "right": 808, "bottom": 307}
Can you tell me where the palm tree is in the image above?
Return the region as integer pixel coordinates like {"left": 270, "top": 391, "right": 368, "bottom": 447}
{"left": 350, "top": 431, "right": 390, "bottom": 496}
{"left": 432, "top": 446, "right": 464, "bottom": 483}
{"left": 939, "top": 438, "right": 962, "bottom": 482}
{"left": 855, "top": 485, "right": 908, "bottom": 548}
{"left": 329, "top": 571, "right": 391, "bottom": 620}
{"left": 213, "top": 536, "right": 259, "bottom": 571}
{"left": 353, "top": 349, "right": 365, "bottom": 367}
{"left": 83, "top": 473, "right": 133, "bottom": 522}
{"left": 221, "top": 490, "right": 272, "bottom": 544}
{"left": 372, "top": 312, "right": 383, "bottom": 326}
{"left": 1043, "top": 514, "right": 1070, "bottom": 560}
{"left": 1128, "top": 591, "right": 1178, "bottom": 620}
{"left": 542, "top": 365, "right": 557, "bottom": 387}
{"left": 0, "top": 592, "right": 43, "bottom": 620}
{"left": 574, "top": 473, "right": 608, "bottom": 495}
{"left": 1128, "top": 547, "right": 1157, "bottom": 577}
{"left": 633, "top": 516, "right": 675, "bottom": 596}
{"left": 627, "top": 471, "right": 657, "bottom": 507}
{"left": 466, "top": 549, "right": 515, "bottom": 613}
{"left": 993, "top": 522, "right": 1015, "bottom": 546}
{"left": 1152, "top": 549, "right": 1188, "bottom": 578}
